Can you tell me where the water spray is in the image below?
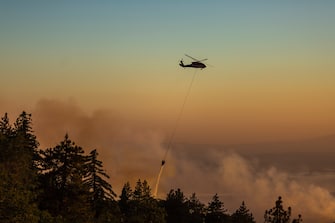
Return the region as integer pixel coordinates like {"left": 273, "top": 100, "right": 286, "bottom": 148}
{"left": 153, "top": 69, "right": 198, "bottom": 197}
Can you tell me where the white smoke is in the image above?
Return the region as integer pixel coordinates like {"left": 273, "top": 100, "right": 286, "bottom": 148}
{"left": 219, "top": 152, "right": 335, "bottom": 222}
{"left": 165, "top": 148, "right": 335, "bottom": 223}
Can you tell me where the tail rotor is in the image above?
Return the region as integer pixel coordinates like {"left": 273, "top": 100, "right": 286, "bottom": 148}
{"left": 179, "top": 59, "right": 185, "bottom": 67}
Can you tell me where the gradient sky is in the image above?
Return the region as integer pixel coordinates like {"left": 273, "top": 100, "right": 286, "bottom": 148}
{"left": 1, "top": 1, "right": 335, "bottom": 143}
{"left": 1, "top": 1, "right": 335, "bottom": 144}
{"left": 1, "top": 1, "right": 335, "bottom": 222}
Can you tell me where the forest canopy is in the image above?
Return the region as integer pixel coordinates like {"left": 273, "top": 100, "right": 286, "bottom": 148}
{"left": 0, "top": 112, "right": 304, "bottom": 223}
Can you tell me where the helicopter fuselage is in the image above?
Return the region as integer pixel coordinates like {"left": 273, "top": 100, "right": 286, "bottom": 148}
{"left": 190, "top": 61, "right": 206, "bottom": 69}
{"left": 179, "top": 60, "right": 206, "bottom": 69}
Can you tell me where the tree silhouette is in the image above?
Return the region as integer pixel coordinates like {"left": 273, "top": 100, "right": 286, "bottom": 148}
{"left": 119, "top": 182, "right": 133, "bottom": 221}
{"left": 231, "top": 201, "right": 255, "bottom": 223}
{"left": 186, "top": 193, "right": 205, "bottom": 223}
{"left": 13, "top": 111, "right": 39, "bottom": 149}
{"left": 119, "top": 180, "right": 166, "bottom": 223}
{"left": 0, "top": 112, "right": 42, "bottom": 222}
{"left": 133, "top": 179, "right": 151, "bottom": 201}
{"left": 264, "top": 196, "right": 291, "bottom": 223}
{"left": 206, "top": 193, "right": 229, "bottom": 223}
{"left": 1, "top": 112, "right": 311, "bottom": 223}
{"left": 291, "top": 214, "right": 302, "bottom": 223}
{"left": 164, "top": 188, "right": 189, "bottom": 223}
{"left": 0, "top": 113, "right": 11, "bottom": 137}
{"left": 84, "top": 149, "right": 118, "bottom": 221}
{"left": 0, "top": 113, "right": 12, "bottom": 161}
{"left": 38, "top": 134, "right": 91, "bottom": 222}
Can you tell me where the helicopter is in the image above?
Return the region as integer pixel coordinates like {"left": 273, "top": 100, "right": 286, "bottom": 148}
{"left": 179, "top": 54, "right": 207, "bottom": 69}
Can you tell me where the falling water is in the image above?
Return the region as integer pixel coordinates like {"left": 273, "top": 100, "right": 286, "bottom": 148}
{"left": 154, "top": 69, "right": 198, "bottom": 197}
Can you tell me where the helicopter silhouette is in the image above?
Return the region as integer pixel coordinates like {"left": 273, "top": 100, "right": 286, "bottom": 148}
{"left": 179, "top": 54, "right": 207, "bottom": 69}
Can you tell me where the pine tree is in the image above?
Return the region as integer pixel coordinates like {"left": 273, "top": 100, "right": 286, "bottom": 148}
{"left": 0, "top": 113, "right": 12, "bottom": 136}
{"left": 119, "top": 182, "right": 133, "bottom": 222}
{"left": 12, "top": 112, "right": 40, "bottom": 181}
{"left": 165, "top": 188, "right": 188, "bottom": 223}
{"left": 0, "top": 112, "right": 41, "bottom": 223}
{"left": 133, "top": 179, "right": 151, "bottom": 201}
{"left": 231, "top": 201, "right": 255, "bottom": 223}
{"left": 264, "top": 196, "right": 291, "bottom": 223}
{"left": 120, "top": 182, "right": 133, "bottom": 202}
{"left": 186, "top": 193, "right": 205, "bottom": 223}
{"left": 84, "top": 149, "right": 117, "bottom": 220}
{"left": 292, "top": 214, "right": 302, "bottom": 223}
{"left": 206, "top": 193, "right": 229, "bottom": 223}
{"left": 0, "top": 113, "right": 12, "bottom": 161}
{"left": 120, "top": 180, "right": 166, "bottom": 223}
{"left": 13, "top": 112, "right": 40, "bottom": 165}
{"left": 38, "top": 134, "right": 91, "bottom": 222}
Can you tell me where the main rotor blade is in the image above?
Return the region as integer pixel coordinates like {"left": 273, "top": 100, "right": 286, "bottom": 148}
{"left": 199, "top": 58, "right": 208, "bottom": 62}
{"left": 185, "top": 54, "right": 200, "bottom": 62}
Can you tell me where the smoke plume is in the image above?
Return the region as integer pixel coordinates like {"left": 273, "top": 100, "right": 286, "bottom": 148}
{"left": 33, "top": 98, "right": 170, "bottom": 194}
{"left": 31, "top": 99, "right": 335, "bottom": 223}
{"left": 167, "top": 146, "right": 335, "bottom": 223}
